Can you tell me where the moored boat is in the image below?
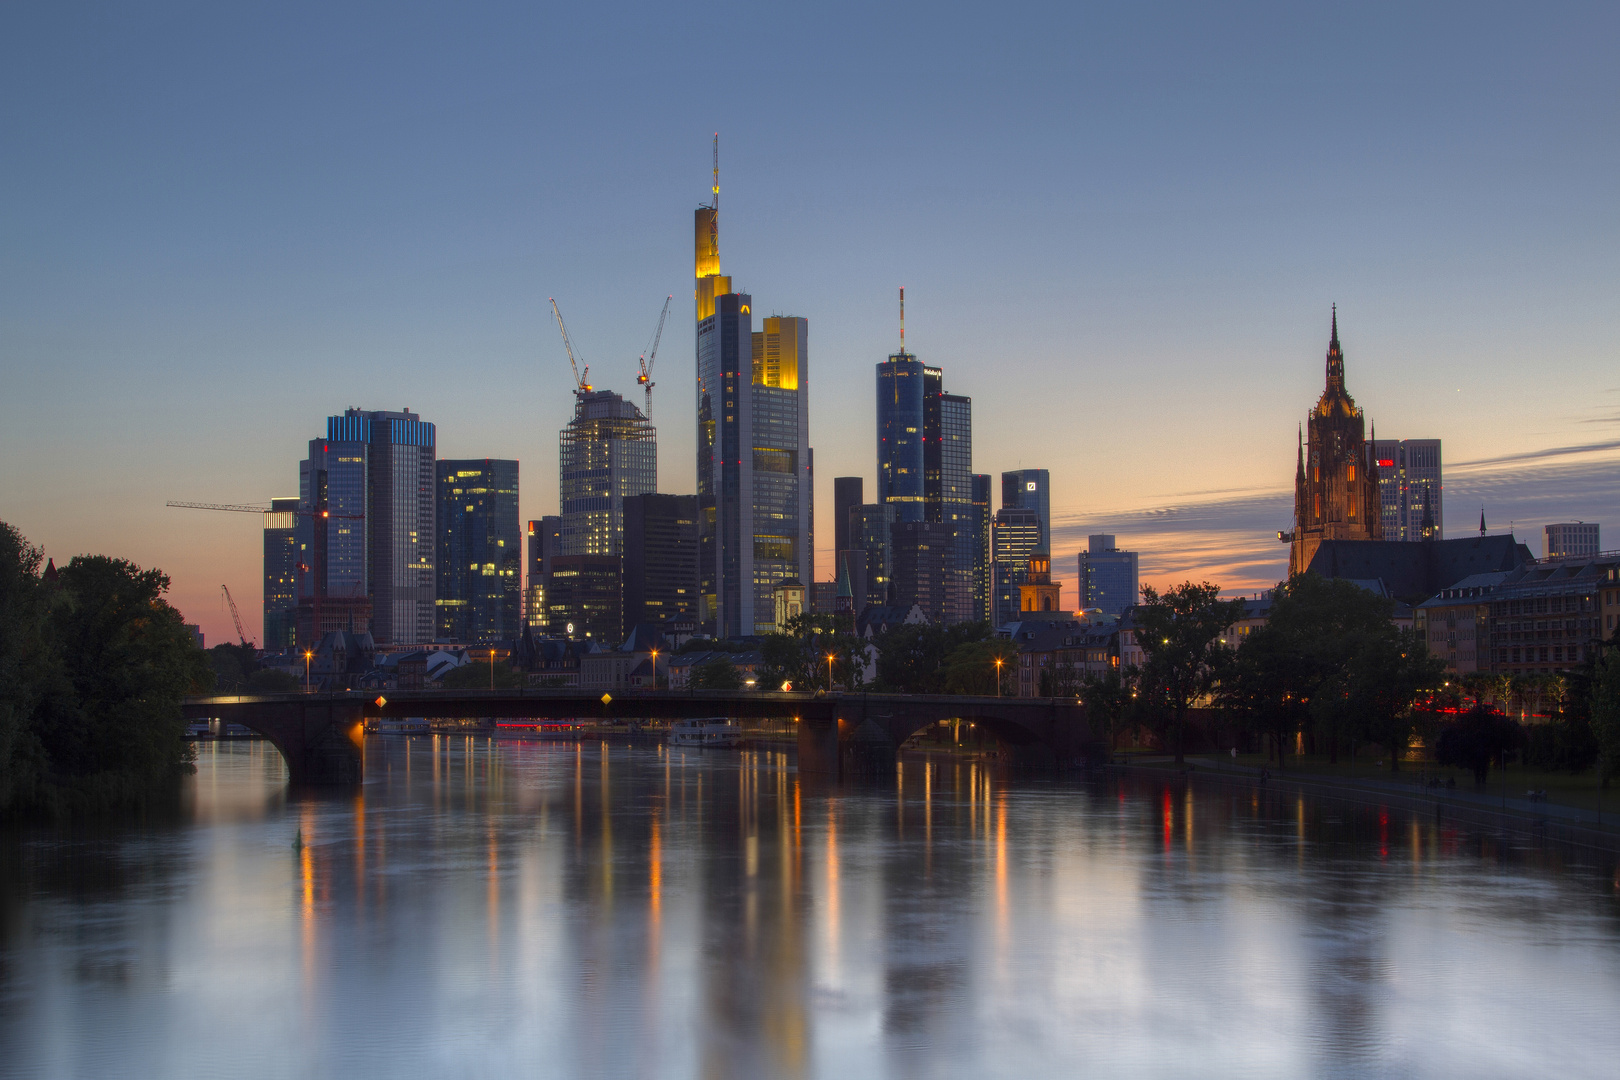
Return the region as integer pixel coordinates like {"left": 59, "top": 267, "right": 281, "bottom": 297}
{"left": 667, "top": 718, "right": 742, "bottom": 748}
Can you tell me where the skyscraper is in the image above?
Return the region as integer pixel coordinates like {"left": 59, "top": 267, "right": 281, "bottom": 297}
{"left": 1368, "top": 438, "right": 1443, "bottom": 542}
{"left": 890, "top": 520, "right": 951, "bottom": 621}
{"left": 834, "top": 476, "right": 863, "bottom": 556}
{"left": 971, "top": 474, "right": 992, "bottom": 624}
{"left": 876, "top": 297, "right": 926, "bottom": 525}
{"left": 1001, "top": 469, "right": 1051, "bottom": 548}
{"left": 526, "top": 516, "right": 561, "bottom": 628}
{"left": 1079, "top": 534, "right": 1139, "bottom": 617}
{"left": 545, "top": 555, "right": 621, "bottom": 643}
{"left": 693, "top": 139, "right": 812, "bottom": 637}
{"left": 435, "top": 459, "right": 520, "bottom": 642}
{"left": 933, "top": 385, "right": 974, "bottom": 622}
{"left": 560, "top": 389, "right": 656, "bottom": 557}
{"left": 1289, "top": 308, "right": 1383, "bottom": 576}
{"left": 262, "top": 497, "right": 299, "bottom": 651}
{"left": 852, "top": 503, "right": 895, "bottom": 608}
{"left": 299, "top": 408, "right": 436, "bottom": 644}
{"left": 623, "top": 493, "right": 699, "bottom": 630}
{"left": 992, "top": 507, "right": 1041, "bottom": 629}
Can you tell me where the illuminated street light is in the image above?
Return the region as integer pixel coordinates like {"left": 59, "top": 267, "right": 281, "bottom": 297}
{"left": 827, "top": 653, "right": 836, "bottom": 692}
{"left": 304, "top": 650, "right": 312, "bottom": 693}
{"left": 994, "top": 656, "right": 1003, "bottom": 697}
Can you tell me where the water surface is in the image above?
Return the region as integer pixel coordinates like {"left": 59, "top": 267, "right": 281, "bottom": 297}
{"left": 3, "top": 737, "right": 1618, "bottom": 1079}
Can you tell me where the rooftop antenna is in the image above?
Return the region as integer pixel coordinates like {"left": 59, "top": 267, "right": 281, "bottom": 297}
{"left": 899, "top": 286, "right": 906, "bottom": 356}
{"left": 712, "top": 133, "right": 719, "bottom": 211}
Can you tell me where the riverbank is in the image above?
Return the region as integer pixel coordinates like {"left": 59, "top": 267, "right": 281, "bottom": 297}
{"left": 1124, "top": 753, "right": 1620, "bottom": 852}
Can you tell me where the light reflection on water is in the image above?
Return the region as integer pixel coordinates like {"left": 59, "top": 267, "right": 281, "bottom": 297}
{"left": 2, "top": 737, "right": 1619, "bottom": 1079}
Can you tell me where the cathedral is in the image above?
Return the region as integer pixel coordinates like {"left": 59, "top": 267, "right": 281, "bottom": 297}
{"left": 1288, "top": 308, "right": 1383, "bottom": 576}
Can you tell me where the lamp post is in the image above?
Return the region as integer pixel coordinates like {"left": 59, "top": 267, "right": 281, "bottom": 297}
{"left": 490, "top": 648, "right": 496, "bottom": 691}
{"left": 827, "top": 653, "right": 836, "bottom": 692}
{"left": 994, "top": 656, "right": 1003, "bottom": 697}
{"left": 304, "top": 650, "right": 312, "bottom": 693}
{"left": 650, "top": 648, "right": 659, "bottom": 689}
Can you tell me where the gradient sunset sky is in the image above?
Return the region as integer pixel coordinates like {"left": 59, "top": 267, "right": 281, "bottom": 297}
{"left": 2, "top": 2, "right": 1616, "bottom": 645}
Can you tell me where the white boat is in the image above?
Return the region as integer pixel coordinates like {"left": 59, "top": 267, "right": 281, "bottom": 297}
{"left": 668, "top": 718, "right": 742, "bottom": 748}
{"left": 375, "top": 717, "right": 430, "bottom": 734}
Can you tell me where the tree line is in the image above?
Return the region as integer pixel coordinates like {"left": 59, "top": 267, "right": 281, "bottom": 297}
{"left": 1082, "top": 574, "right": 1620, "bottom": 785}
{"left": 1, "top": 522, "right": 213, "bottom": 818}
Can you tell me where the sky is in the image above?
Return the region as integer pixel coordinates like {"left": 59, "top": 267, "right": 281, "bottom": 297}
{"left": 1, "top": 1, "right": 1616, "bottom": 645}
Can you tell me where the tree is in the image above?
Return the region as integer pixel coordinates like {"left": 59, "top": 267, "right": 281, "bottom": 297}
{"left": 0, "top": 523, "right": 53, "bottom": 812}
{"left": 941, "top": 638, "right": 1018, "bottom": 696}
{"left": 1591, "top": 645, "right": 1620, "bottom": 788}
{"left": 439, "top": 658, "right": 524, "bottom": 689}
{"left": 1134, "top": 582, "right": 1247, "bottom": 764}
{"left": 689, "top": 656, "right": 743, "bottom": 690}
{"left": 875, "top": 621, "right": 990, "bottom": 694}
{"left": 1340, "top": 627, "right": 1446, "bottom": 771}
{"left": 1217, "top": 626, "right": 1308, "bottom": 766}
{"left": 1081, "top": 665, "right": 1137, "bottom": 751}
{"left": 247, "top": 668, "right": 301, "bottom": 694}
{"left": 1433, "top": 703, "right": 1523, "bottom": 785}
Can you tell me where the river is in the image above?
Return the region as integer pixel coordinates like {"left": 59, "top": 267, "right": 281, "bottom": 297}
{"left": 2, "top": 736, "right": 1618, "bottom": 1079}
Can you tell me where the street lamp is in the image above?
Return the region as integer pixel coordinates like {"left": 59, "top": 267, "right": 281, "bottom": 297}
{"left": 304, "top": 649, "right": 312, "bottom": 693}
{"left": 994, "top": 656, "right": 1003, "bottom": 697}
{"left": 650, "top": 648, "right": 659, "bottom": 688}
{"left": 490, "top": 648, "right": 496, "bottom": 691}
{"left": 827, "top": 653, "right": 836, "bottom": 692}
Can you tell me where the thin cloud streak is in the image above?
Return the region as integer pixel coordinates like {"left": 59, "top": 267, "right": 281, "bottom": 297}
{"left": 1052, "top": 450, "right": 1619, "bottom": 597}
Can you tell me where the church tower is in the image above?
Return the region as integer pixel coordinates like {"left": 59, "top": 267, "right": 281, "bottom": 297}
{"left": 1288, "top": 308, "right": 1383, "bottom": 576}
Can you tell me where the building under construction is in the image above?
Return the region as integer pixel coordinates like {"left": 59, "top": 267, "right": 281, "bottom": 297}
{"left": 559, "top": 389, "right": 656, "bottom": 558}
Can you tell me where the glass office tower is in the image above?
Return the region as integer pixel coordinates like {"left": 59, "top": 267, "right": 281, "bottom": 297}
{"left": 526, "top": 517, "right": 561, "bottom": 628}
{"left": 1079, "top": 533, "right": 1139, "bottom": 617}
{"left": 436, "top": 459, "right": 520, "bottom": 642}
{"left": 877, "top": 348, "right": 926, "bottom": 524}
{"left": 1001, "top": 469, "right": 1052, "bottom": 549}
{"left": 559, "top": 390, "right": 656, "bottom": 557}
{"left": 298, "top": 408, "right": 436, "bottom": 644}
{"left": 992, "top": 507, "right": 1041, "bottom": 628}
{"left": 693, "top": 143, "right": 812, "bottom": 637}
{"left": 262, "top": 497, "right": 299, "bottom": 651}
{"left": 972, "top": 474, "right": 992, "bottom": 624}
{"left": 1368, "top": 438, "right": 1443, "bottom": 542}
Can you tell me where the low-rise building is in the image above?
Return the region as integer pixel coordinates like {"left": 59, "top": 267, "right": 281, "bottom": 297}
{"left": 1014, "top": 620, "right": 1119, "bottom": 698}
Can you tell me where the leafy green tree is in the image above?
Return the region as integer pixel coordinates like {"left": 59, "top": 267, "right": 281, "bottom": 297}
{"left": 758, "top": 612, "right": 863, "bottom": 690}
{"left": 43, "top": 555, "right": 211, "bottom": 810}
{"left": 1134, "top": 582, "right": 1247, "bottom": 764}
{"left": 875, "top": 621, "right": 990, "bottom": 694}
{"left": 941, "top": 638, "right": 1018, "bottom": 696}
{"left": 0, "top": 523, "right": 53, "bottom": 812}
{"left": 207, "top": 643, "right": 254, "bottom": 693}
{"left": 1340, "top": 627, "right": 1446, "bottom": 771}
{"left": 1218, "top": 620, "right": 1309, "bottom": 766}
{"left": 1591, "top": 645, "right": 1620, "bottom": 788}
{"left": 1434, "top": 704, "right": 1523, "bottom": 785}
{"left": 1081, "top": 665, "right": 1138, "bottom": 751}
{"left": 439, "top": 658, "right": 524, "bottom": 689}
{"left": 689, "top": 656, "right": 743, "bottom": 690}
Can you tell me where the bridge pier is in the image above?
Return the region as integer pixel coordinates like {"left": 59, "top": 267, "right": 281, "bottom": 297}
{"left": 281, "top": 699, "right": 366, "bottom": 785}
{"left": 797, "top": 717, "right": 841, "bottom": 777}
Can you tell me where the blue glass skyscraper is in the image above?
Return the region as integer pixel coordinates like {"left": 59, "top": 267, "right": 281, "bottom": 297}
{"left": 876, "top": 347, "right": 926, "bottom": 524}
{"left": 436, "top": 459, "right": 521, "bottom": 642}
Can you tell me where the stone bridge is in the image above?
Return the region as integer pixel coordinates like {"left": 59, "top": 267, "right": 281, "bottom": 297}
{"left": 181, "top": 689, "right": 1098, "bottom": 785}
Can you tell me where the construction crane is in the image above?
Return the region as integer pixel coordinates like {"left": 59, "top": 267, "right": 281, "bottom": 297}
{"left": 637, "top": 296, "right": 671, "bottom": 417}
{"left": 221, "top": 585, "right": 253, "bottom": 648}
{"left": 549, "top": 298, "right": 591, "bottom": 397}
{"left": 166, "top": 501, "right": 361, "bottom": 521}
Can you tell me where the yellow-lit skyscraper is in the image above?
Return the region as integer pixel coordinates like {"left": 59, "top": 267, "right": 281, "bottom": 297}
{"left": 694, "top": 138, "right": 812, "bottom": 637}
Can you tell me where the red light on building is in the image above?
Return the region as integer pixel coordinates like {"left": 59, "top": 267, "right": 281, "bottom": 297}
{"left": 1377, "top": 459, "right": 1394, "bottom": 467}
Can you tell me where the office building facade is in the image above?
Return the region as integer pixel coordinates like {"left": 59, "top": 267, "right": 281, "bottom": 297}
{"left": 623, "top": 493, "right": 699, "bottom": 631}
{"left": 834, "top": 476, "right": 863, "bottom": 556}
{"left": 545, "top": 555, "right": 622, "bottom": 643}
{"left": 435, "top": 459, "right": 520, "bottom": 642}
{"left": 1546, "top": 522, "right": 1600, "bottom": 560}
{"left": 693, "top": 147, "right": 812, "bottom": 637}
{"left": 526, "top": 516, "right": 561, "bottom": 628}
{"left": 262, "top": 497, "right": 299, "bottom": 651}
{"left": 299, "top": 408, "right": 436, "bottom": 644}
{"left": 1079, "top": 534, "right": 1139, "bottom": 617}
{"left": 851, "top": 502, "right": 895, "bottom": 608}
{"left": 560, "top": 389, "right": 656, "bottom": 558}
{"left": 971, "top": 474, "right": 992, "bottom": 624}
{"left": 992, "top": 507, "right": 1041, "bottom": 629}
{"left": 1001, "top": 469, "right": 1051, "bottom": 548}
{"left": 890, "top": 520, "right": 951, "bottom": 622}
{"left": 1368, "top": 438, "right": 1443, "bottom": 542}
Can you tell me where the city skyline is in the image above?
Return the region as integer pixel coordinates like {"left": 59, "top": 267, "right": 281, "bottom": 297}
{"left": 2, "top": 4, "right": 1616, "bottom": 645}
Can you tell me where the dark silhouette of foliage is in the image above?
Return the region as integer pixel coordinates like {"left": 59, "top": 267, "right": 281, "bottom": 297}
{"left": 1592, "top": 645, "right": 1620, "bottom": 787}
{"left": 689, "top": 656, "right": 743, "bottom": 690}
{"left": 1134, "top": 582, "right": 1247, "bottom": 764}
{"left": 1433, "top": 704, "right": 1523, "bottom": 785}
{"left": 1, "top": 525, "right": 212, "bottom": 818}
{"left": 1081, "top": 665, "right": 1138, "bottom": 751}
{"left": 247, "top": 668, "right": 301, "bottom": 694}
{"left": 439, "top": 657, "right": 524, "bottom": 689}
{"left": 875, "top": 621, "right": 991, "bottom": 694}
{"left": 941, "top": 638, "right": 1018, "bottom": 696}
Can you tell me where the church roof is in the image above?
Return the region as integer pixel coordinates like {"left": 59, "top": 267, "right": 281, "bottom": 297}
{"left": 1304, "top": 535, "right": 1535, "bottom": 604}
